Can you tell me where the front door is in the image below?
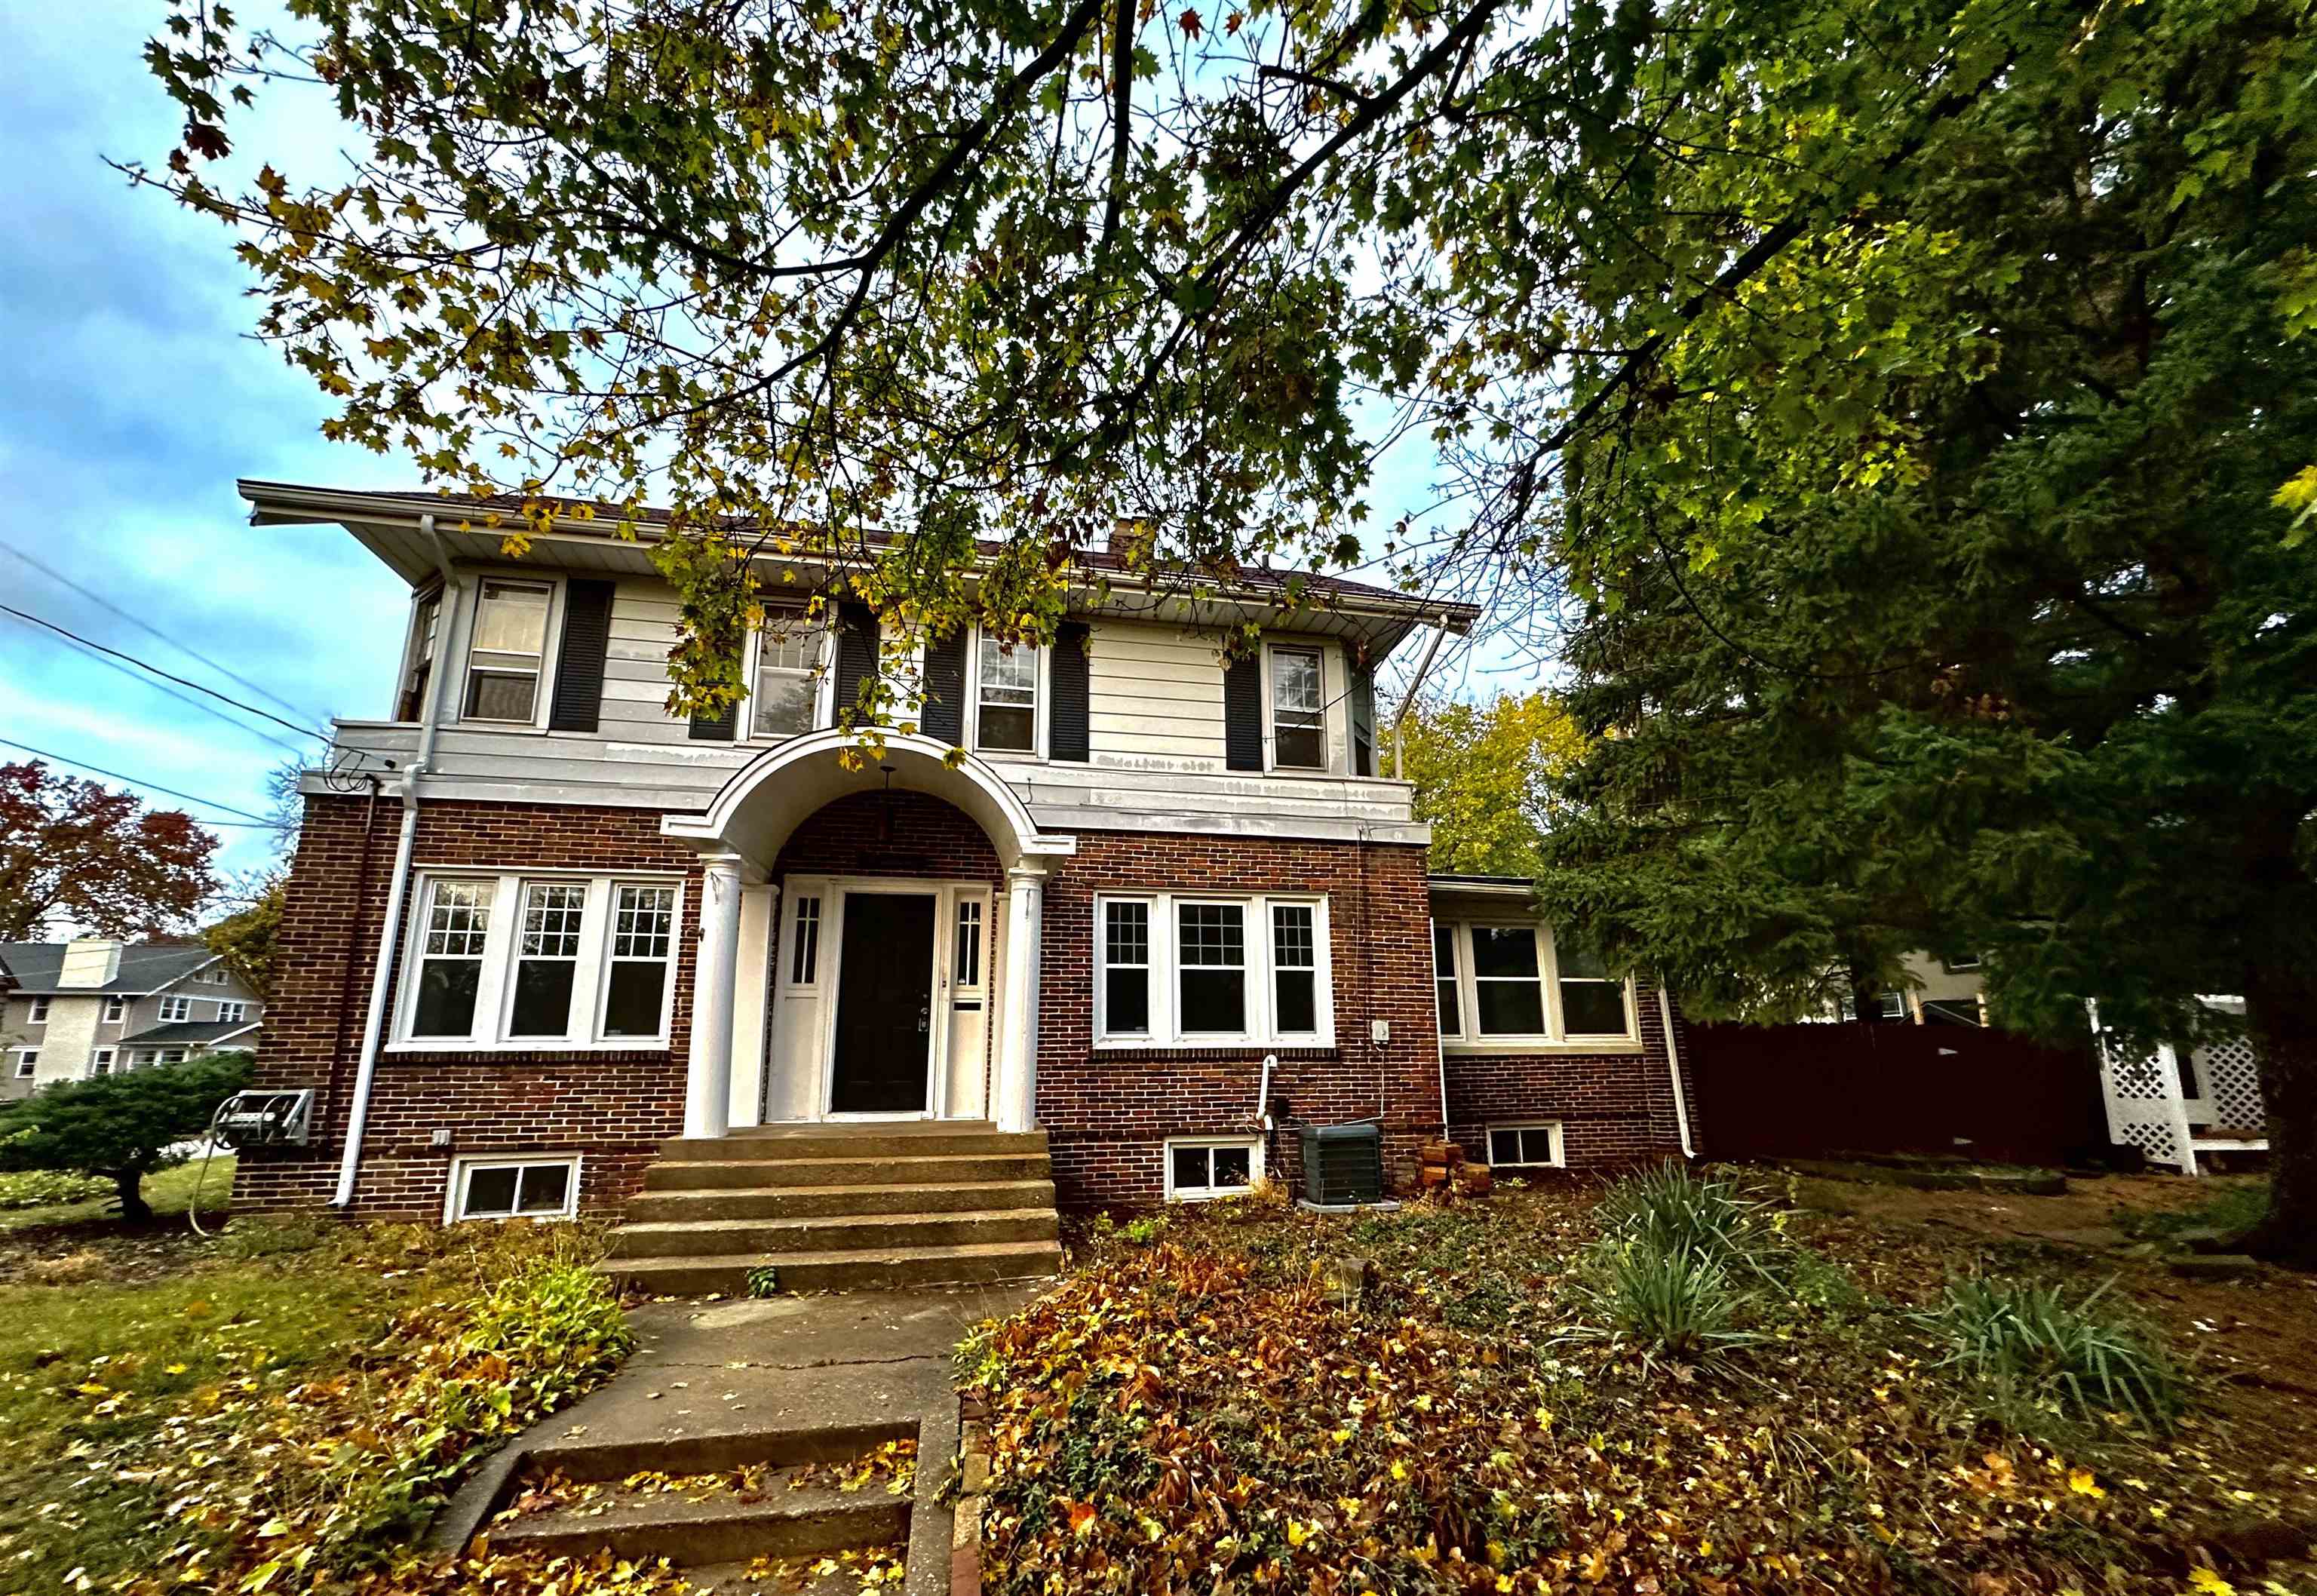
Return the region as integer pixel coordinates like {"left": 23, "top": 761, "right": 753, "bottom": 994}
{"left": 829, "top": 892, "right": 937, "bottom": 1114}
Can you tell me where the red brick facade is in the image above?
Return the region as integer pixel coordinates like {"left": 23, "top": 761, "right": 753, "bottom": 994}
{"left": 1033, "top": 835, "right": 1446, "bottom": 1208}
{"left": 244, "top": 789, "right": 1690, "bottom": 1220}
{"left": 1438, "top": 977, "right": 1699, "bottom": 1174}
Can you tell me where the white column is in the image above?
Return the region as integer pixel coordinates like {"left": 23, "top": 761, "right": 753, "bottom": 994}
{"left": 685, "top": 852, "right": 746, "bottom": 1140}
{"left": 994, "top": 862, "right": 1048, "bottom": 1134}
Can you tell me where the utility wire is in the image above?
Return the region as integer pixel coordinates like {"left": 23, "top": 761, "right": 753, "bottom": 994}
{"left": 0, "top": 603, "right": 333, "bottom": 747}
{"left": 7, "top": 618, "right": 314, "bottom": 763}
{"left": 0, "top": 737, "right": 278, "bottom": 826}
{"left": 0, "top": 539, "right": 331, "bottom": 731}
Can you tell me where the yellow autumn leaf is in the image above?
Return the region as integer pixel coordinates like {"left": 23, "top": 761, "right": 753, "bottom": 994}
{"left": 2187, "top": 1568, "right": 2236, "bottom": 1595}
{"left": 2067, "top": 1468, "right": 2104, "bottom": 1499}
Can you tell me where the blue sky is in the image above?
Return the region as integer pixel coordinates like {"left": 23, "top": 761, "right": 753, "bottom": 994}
{"left": 0, "top": 8, "right": 1508, "bottom": 897}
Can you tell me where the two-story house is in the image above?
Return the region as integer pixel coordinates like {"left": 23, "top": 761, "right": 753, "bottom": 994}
{"left": 1, "top": 938, "right": 264, "bottom": 1100}
{"left": 234, "top": 479, "right": 1698, "bottom": 1290}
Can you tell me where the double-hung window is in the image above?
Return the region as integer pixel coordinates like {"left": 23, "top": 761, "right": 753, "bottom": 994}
{"left": 463, "top": 579, "right": 552, "bottom": 723}
{"left": 11, "top": 1049, "right": 35, "bottom": 1079}
{"left": 1433, "top": 918, "right": 1637, "bottom": 1047}
{"left": 1269, "top": 646, "right": 1326, "bottom": 769}
{"left": 753, "top": 615, "right": 824, "bottom": 739}
{"left": 1094, "top": 894, "right": 1330, "bottom": 1046}
{"left": 91, "top": 1049, "right": 115, "bottom": 1076}
{"left": 26, "top": 997, "right": 48, "bottom": 1024}
{"left": 974, "top": 635, "right": 1039, "bottom": 753}
{"left": 400, "top": 874, "right": 683, "bottom": 1048}
{"left": 157, "top": 995, "right": 193, "bottom": 1024}
{"left": 103, "top": 996, "right": 126, "bottom": 1023}
{"left": 398, "top": 588, "right": 443, "bottom": 721}
{"left": 216, "top": 1001, "right": 248, "bottom": 1024}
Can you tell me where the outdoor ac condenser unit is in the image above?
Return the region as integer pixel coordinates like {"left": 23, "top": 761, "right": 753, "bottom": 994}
{"left": 1300, "top": 1120, "right": 1385, "bottom": 1206}
{"left": 213, "top": 1089, "right": 316, "bottom": 1148}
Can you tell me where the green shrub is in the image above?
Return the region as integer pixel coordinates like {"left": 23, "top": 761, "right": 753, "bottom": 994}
{"left": 0, "top": 1169, "right": 111, "bottom": 1210}
{"left": 1923, "top": 1278, "right": 2184, "bottom": 1429}
{"left": 1570, "top": 1239, "right": 1763, "bottom": 1367}
{"left": 1595, "top": 1162, "right": 1791, "bottom": 1280}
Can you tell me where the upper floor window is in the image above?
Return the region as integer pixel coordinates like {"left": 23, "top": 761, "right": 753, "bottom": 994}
{"left": 463, "top": 579, "right": 551, "bottom": 723}
{"left": 398, "top": 588, "right": 443, "bottom": 721}
{"left": 157, "top": 996, "right": 193, "bottom": 1024}
{"left": 26, "top": 997, "right": 48, "bottom": 1024}
{"left": 198, "top": 968, "right": 228, "bottom": 984}
{"left": 974, "top": 635, "right": 1039, "bottom": 753}
{"left": 753, "top": 615, "right": 826, "bottom": 739}
{"left": 103, "top": 996, "right": 126, "bottom": 1023}
{"left": 397, "top": 873, "right": 681, "bottom": 1049}
{"left": 1269, "top": 646, "right": 1325, "bottom": 769}
{"left": 1095, "top": 893, "right": 1332, "bottom": 1047}
{"left": 217, "top": 1001, "right": 249, "bottom": 1024}
{"left": 11, "top": 1049, "right": 35, "bottom": 1079}
{"left": 1432, "top": 918, "right": 1636, "bottom": 1046}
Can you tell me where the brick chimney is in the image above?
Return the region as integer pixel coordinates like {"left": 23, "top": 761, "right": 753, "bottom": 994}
{"left": 57, "top": 938, "right": 122, "bottom": 989}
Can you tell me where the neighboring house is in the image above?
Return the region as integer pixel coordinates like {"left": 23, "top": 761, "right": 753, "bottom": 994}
{"left": 0, "top": 938, "right": 265, "bottom": 1100}
{"left": 1826, "top": 951, "right": 1988, "bottom": 1027}
{"left": 229, "top": 480, "right": 1696, "bottom": 1278}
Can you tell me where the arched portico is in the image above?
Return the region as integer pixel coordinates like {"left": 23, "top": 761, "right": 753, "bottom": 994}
{"left": 661, "top": 732, "right": 1075, "bottom": 1139}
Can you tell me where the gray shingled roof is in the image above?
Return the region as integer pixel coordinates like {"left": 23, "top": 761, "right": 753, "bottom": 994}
{"left": 0, "top": 942, "right": 222, "bottom": 996}
{"left": 119, "top": 1019, "right": 262, "bottom": 1048}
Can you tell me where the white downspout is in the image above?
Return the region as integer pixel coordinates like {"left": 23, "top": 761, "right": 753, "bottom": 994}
{"left": 1656, "top": 982, "right": 1696, "bottom": 1159}
{"left": 334, "top": 515, "right": 459, "bottom": 1206}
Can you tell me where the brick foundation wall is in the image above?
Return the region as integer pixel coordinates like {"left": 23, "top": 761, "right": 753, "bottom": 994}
{"left": 1438, "top": 978, "right": 1702, "bottom": 1173}
{"left": 1033, "top": 834, "right": 1446, "bottom": 1208}
{"left": 237, "top": 793, "right": 700, "bottom": 1220}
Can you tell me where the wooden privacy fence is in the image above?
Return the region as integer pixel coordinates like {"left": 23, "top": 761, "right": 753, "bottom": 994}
{"left": 1688, "top": 1021, "right": 2111, "bottom": 1167}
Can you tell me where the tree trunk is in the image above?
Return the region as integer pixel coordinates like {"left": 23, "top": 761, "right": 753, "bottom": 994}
{"left": 2240, "top": 971, "right": 2317, "bottom": 1269}
{"left": 109, "top": 1167, "right": 153, "bottom": 1226}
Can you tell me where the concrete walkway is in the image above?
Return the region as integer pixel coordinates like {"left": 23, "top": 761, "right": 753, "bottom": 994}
{"left": 436, "top": 1281, "right": 1048, "bottom": 1594}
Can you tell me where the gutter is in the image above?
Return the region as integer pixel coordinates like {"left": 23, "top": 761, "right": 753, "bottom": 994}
{"left": 333, "top": 514, "right": 461, "bottom": 1207}
{"left": 1656, "top": 983, "right": 1696, "bottom": 1159}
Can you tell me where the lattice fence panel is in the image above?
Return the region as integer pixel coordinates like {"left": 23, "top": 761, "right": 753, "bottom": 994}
{"left": 2100, "top": 1042, "right": 2193, "bottom": 1171}
{"left": 2194, "top": 1036, "right": 2266, "bottom": 1136}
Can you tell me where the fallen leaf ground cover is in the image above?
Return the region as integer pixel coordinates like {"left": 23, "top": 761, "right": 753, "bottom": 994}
{"left": 964, "top": 1175, "right": 2317, "bottom": 1596}
{"left": 2, "top": 1214, "right": 682, "bottom": 1596}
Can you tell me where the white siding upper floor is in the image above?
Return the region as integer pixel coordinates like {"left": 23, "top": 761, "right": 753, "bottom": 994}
{"left": 336, "top": 566, "right": 1423, "bottom": 843}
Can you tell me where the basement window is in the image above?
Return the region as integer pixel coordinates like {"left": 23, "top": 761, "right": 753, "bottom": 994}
{"left": 1486, "top": 1123, "right": 1564, "bottom": 1170}
{"left": 1165, "top": 1138, "right": 1260, "bottom": 1202}
{"left": 447, "top": 1155, "right": 580, "bottom": 1222}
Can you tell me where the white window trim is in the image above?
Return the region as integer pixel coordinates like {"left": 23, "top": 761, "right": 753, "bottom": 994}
{"left": 1486, "top": 1122, "right": 1566, "bottom": 1170}
{"left": 740, "top": 609, "right": 838, "bottom": 744}
{"left": 1260, "top": 640, "right": 1333, "bottom": 774}
{"left": 216, "top": 1001, "right": 248, "bottom": 1024}
{"left": 965, "top": 627, "right": 1048, "bottom": 760}
{"left": 1093, "top": 892, "right": 1333, "bottom": 1048}
{"left": 11, "top": 1048, "right": 36, "bottom": 1079}
{"left": 1435, "top": 918, "right": 1642, "bottom": 1055}
{"left": 456, "top": 571, "right": 566, "bottom": 732}
{"left": 1164, "top": 1136, "right": 1263, "bottom": 1202}
{"left": 443, "top": 1153, "right": 583, "bottom": 1223}
{"left": 389, "top": 870, "right": 684, "bottom": 1052}
{"left": 89, "top": 1048, "right": 115, "bottom": 1077}
{"left": 26, "top": 997, "right": 48, "bottom": 1024}
{"left": 102, "top": 996, "right": 126, "bottom": 1023}
{"left": 157, "top": 996, "right": 194, "bottom": 1024}
{"left": 397, "top": 584, "right": 446, "bottom": 723}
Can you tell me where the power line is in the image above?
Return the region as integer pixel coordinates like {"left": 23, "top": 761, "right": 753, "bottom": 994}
{"left": 0, "top": 737, "right": 278, "bottom": 827}
{"left": 0, "top": 603, "right": 333, "bottom": 748}
{"left": 8, "top": 618, "right": 315, "bottom": 763}
{"left": 0, "top": 539, "right": 333, "bottom": 731}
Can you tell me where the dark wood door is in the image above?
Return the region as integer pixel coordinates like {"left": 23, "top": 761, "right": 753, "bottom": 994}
{"left": 830, "top": 892, "right": 936, "bottom": 1114}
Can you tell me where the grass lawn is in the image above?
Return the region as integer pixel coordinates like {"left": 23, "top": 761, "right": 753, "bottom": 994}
{"left": 0, "top": 1154, "right": 238, "bottom": 1234}
{"left": 0, "top": 1211, "right": 651, "bottom": 1596}
{"left": 967, "top": 1171, "right": 2317, "bottom": 1596}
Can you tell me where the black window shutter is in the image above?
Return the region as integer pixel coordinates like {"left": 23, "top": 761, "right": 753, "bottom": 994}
{"left": 1349, "top": 668, "right": 1376, "bottom": 778}
{"left": 688, "top": 697, "right": 739, "bottom": 741}
{"left": 1224, "top": 652, "right": 1263, "bottom": 772}
{"left": 547, "top": 579, "right": 615, "bottom": 733}
{"left": 833, "top": 602, "right": 881, "bottom": 726}
{"left": 923, "top": 627, "right": 967, "bottom": 744}
{"left": 1049, "top": 622, "right": 1091, "bottom": 762}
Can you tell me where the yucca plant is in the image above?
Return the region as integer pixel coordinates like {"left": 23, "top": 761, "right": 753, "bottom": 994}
{"left": 1923, "top": 1278, "right": 2184, "bottom": 1429}
{"left": 1595, "top": 1163, "right": 1782, "bottom": 1282}
{"left": 1570, "top": 1238, "right": 1764, "bottom": 1368}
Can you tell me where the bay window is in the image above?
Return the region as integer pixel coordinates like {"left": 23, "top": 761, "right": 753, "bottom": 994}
{"left": 395, "top": 873, "right": 683, "bottom": 1049}
{"left": 463, "top": 579, "right": 551, "bottom": 722}
{"left": 1432, "top": 918, "right": 1637, "bottom": 1048}
{"left": 1095, "top": 894, "right": 1331, "bottom": 1046}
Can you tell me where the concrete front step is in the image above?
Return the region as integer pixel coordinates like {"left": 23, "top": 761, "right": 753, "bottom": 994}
{"left": 643, "top": 1152, "right": 1051, "bottom": 1192}
{"left": 609, "top": 1208, "right": 1059, "bottom": 1260}
{"left": 603, "top": 1238, "right": 1063, "bottom": 1296}
{"left": 623, "top": 1179, "right": 1057, "bottom": 1226}
{"left": 489, "top": 1484, "right": 906, "bottom": 1564}
{"left": 656, "top": 1125, "right": 1048, "bottom": 1162}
